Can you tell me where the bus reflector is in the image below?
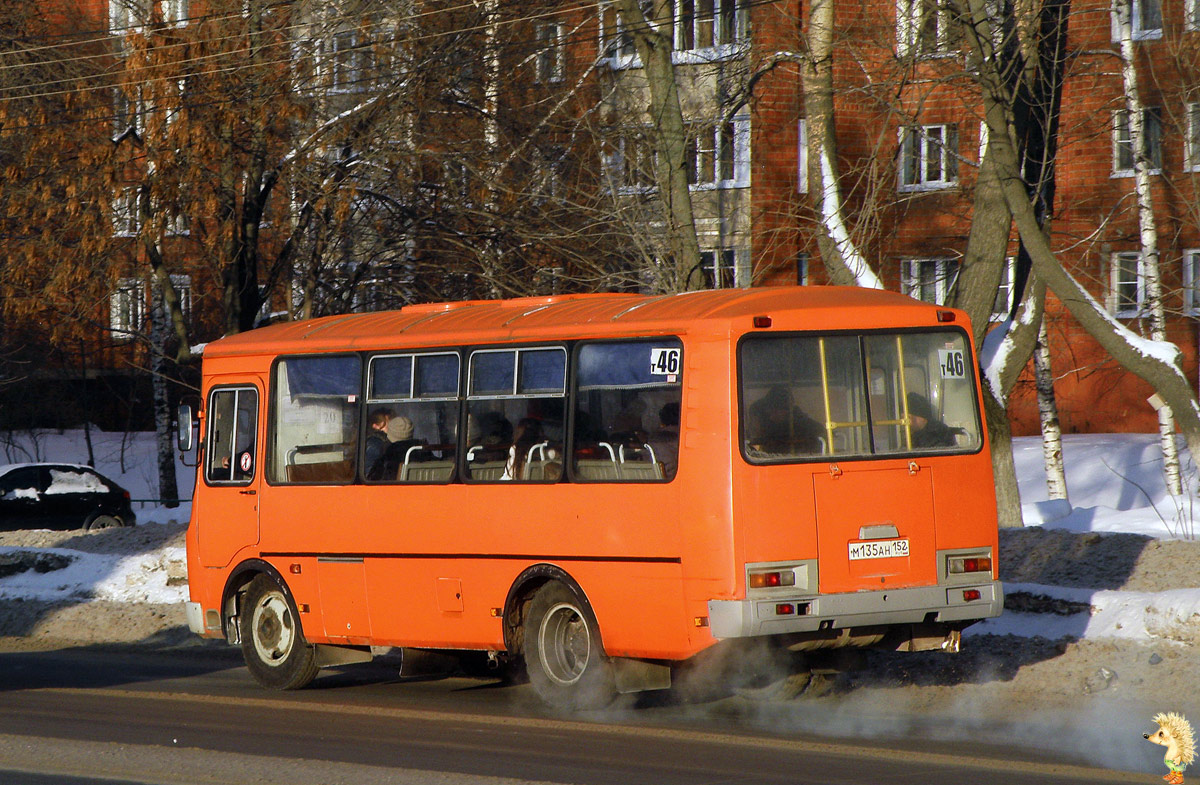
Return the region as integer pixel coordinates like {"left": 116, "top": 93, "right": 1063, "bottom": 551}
{"left": 749, "top": 570, "right": 796, "bottom": 589}
{"left": 962, "top": 589, "right": 982, "bottom": 602}
{"left": 775, "top": 603, "right": 795, "bottom": 616}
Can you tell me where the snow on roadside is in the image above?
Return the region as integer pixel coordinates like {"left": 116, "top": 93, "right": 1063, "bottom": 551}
{"left": 1, "top": 429, "right": 1199, "bottom": 647}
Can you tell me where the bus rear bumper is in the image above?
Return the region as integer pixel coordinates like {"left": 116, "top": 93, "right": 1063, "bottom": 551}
{"left": 707, "top": 581, "right": 1003, "bottom": 640}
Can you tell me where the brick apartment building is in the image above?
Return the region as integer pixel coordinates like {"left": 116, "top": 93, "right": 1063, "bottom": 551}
{"left": 15, "top": 0, "right": 1199, "bottom": 435}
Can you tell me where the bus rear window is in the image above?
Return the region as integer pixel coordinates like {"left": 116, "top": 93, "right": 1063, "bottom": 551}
{"left": 740, "top": 331, "right": 981, "bottom": 463}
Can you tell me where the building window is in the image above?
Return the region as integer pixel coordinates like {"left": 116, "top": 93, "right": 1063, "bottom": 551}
{"left": 899, "top": 124, "right": 958, "bottom": 191}
{"left": 168, "top": 274, "right": 193, "bottom": 325}
{"left": 535, "top": 22, "right": 566, "bottom": 83}
{"left": 1184, "top": 250, "right": 1200, "bottom": 316}
{"left": 797, "top": 118, "right": 808, "bottom": 194}
{"left": 599, "top": 2, "right": 641, "bottom": 66}
{"left": 797, "top": 252, "right": 809, "bottom": 285}
{"left": 162, "top": 0, "right": 188, "bottom": 25}
{"left": 701, "top": 248, "right": 751, "bottom": 289}
{"left": 112, "top": 187, "right": 140, "bottom": 237}
{"left": 674, "top": 0, "right": 748, "bottom": 53}
{"left": 108, "top": 0, "right": 188, "bottom": 31}
{"left": 1109, "top": 251, "right": 1144, "bottom": 317}
{"left": 1112, "top": 0, "right": 1163, "bottom": 40}
{"left": 327, "top": 29, "right": 371, "bottom": 92}
{"left": 1113, "top": 107, "right": 1163, "bottom": 176}
{"left": 1186, "top": 103, "right": 1200, "bottom": 171}
{"left": 1188, "top": 0, "right": 1200, "bottom": 30}
{"left": 897, "top": 0, "right": 956, "bottom": 56}
{"left": 992, "top": 256, "right": 1017, "bottom": 320}
{"left": 686, "top": 117, "right": 749, "bottom": 189}
{"left": 901, "top": 258, "right": 958, "bottom": 304}
{"left": 603, "top": 128, "right": 656, "bottom": 193}
{"left": 110, "top": 278, "right": 145, "bottom": 336}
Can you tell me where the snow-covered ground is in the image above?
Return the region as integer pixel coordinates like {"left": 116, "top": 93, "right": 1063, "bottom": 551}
{"left": 0, "top": 428, "right": 1197, "bottom": 644}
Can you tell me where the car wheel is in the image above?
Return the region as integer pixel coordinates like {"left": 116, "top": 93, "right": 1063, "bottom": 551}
{"left": 523, "top": 581, "right": 615, "bottom": 710}
{"left": 239, "top": 575, "right": 318, "bottom": 690}
{"left": 84, "top": 514, "right": 124, "bottom": 531}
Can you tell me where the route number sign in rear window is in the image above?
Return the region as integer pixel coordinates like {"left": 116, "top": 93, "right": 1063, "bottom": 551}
{"left": 938, "top": 349, "right": 966, "bottom": 379}
{"left": 650, "top": 348, "right": 681, "bottom": 377}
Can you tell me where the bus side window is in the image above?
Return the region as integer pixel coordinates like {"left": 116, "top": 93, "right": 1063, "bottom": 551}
{"left": 206, "top": 387, "right": 257, "bottom": 485}
{"left": 465, "top": 347, "right": 566, "bottom": 482}
{"left": 573, "top": 340, "right": 682, "bottom": 482}
{"left": 269, "top": 355, "right": 361, "bottom": 484}
{"left": 366, "top": 352, "right": 460, "bottom": 483}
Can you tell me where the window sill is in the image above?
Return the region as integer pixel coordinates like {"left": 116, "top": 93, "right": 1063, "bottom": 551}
{"left": 1111, "top": 168, "right": 1162, "bottom": 178}
{"left": 672, "top": 42, "right": 749, "bottom": 64}
{"left": 897, "top": 181, "right": 958, "bottom": 193}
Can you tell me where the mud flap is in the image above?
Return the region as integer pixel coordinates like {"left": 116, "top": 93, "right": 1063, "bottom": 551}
{"left": 613, "top": 657, "right": 672, "bottom": 694}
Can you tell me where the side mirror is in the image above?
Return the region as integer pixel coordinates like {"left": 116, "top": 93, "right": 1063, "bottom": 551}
{"left": 177, "top": 404, "right": 194, "bottom": 452}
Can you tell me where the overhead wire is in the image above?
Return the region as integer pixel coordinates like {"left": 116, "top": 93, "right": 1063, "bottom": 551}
{"left": 0, "top": 0, "right": 787, "bottom": 133}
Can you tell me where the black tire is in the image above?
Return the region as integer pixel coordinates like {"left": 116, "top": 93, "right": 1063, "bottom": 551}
{"left": 523, "top": 581, "right": 615, "bottom": 710}
{"left": 239, "top": 575, "right": 318, "bottom": 690}
{"left": 84, "top": 514, "right": 124, "bottom": 531}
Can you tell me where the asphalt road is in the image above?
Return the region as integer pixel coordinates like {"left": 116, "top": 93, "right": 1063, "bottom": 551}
{"left": 0, "top": 644, "right": 1147, "bottom": 785}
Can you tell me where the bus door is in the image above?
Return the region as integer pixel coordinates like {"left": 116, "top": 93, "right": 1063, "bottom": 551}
{"left": 197, "top": 381, "right": 263, "bottom": 568}
{"left": 813, "top": 465, "right": 937, "bottom": 594}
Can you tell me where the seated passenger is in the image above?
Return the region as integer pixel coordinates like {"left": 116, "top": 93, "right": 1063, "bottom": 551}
{"left": 906, "top": 393, "right": 962, "bottom": 448}
{"left": 364, "top": 408, "right": 394, "bottom": 479}
{"left": 746, "top": 385, "right": 824, "bottom": 456}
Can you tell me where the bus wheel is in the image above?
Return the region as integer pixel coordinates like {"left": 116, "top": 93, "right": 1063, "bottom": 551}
{"left": 524, "top": 581, "right": 614, "bottom": 710}
{"left": 239, "top": 575, "right": 318, "bottom": 690}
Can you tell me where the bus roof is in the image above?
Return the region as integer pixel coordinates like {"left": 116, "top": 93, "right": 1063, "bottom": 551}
{"left": 204, "top": 286, "right": 958, "bottom": 359}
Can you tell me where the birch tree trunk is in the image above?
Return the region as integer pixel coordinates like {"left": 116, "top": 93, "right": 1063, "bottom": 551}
{"left": 1034, "top": 319, "right": 1068, "bottom": 500}
{"left": 1115, "top": 1, "right": 1183, "bottom": 495}
{"left": 802, "top": 0, "right": 881, "bottom": 289}
{"left": 150, "top": 281, "right": 180, "bottom": 508}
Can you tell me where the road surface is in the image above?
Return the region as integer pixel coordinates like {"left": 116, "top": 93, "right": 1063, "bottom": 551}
{"left": 0, "top": 643, "right": 1145, "bottom": 784}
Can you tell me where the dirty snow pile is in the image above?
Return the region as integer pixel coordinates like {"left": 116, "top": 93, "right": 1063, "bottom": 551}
{"left": 0, "top": 428, "right": 1199, "bottom": 647}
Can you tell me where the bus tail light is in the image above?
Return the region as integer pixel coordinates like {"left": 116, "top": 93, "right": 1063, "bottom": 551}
{"left": 947, "top": 555, "right": 992, "bottom": 574}
{"left": 749, "top": 570, "right": 796, "bottom": 589}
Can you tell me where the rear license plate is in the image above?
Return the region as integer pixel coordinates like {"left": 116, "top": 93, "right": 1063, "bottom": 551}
{"left": 848, "top": 538, "right": 910, "bottom": 560}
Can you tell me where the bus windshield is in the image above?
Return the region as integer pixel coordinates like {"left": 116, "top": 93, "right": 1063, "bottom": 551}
{"left": 740, "top": 329, "right": 982, "bottom": 462}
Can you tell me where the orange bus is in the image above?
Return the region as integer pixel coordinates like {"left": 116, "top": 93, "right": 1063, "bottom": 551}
{"left": 183, "top": 287, "right": 1002, "bottom": 708}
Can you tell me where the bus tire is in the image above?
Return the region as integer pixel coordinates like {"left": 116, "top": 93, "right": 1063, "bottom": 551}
{"left": 524, "top": 581, "right": 614, "bottom": 710}
{"left": 239, "top": 575, "right": 318, "bottom": 690}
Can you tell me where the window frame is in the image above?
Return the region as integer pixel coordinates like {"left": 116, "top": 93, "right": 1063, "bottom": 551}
{"left": 205, "top": 385, "right": 260, "bottom": 486}
{"left": 901, "top": 258, "right": 959, "bottom": 305}
{"left": 110, "top": 277, "right": 145, "bottom": 336}
{"left": 1112, "top": 107, "right": 1163, "bottom": 177}
{"left": 1111, "top": 0, "right": 1163, "bottom": 41}
{"left": 686, "top": 117, "right": 750, "bottom": 190}
{"left": 1109, "top": 251, "right": 1145, "bottom": 318}
{"left": 898, "top": 124, "right": 959, "bottom": 191}
{"left": 1184, "top": 249, "right": 1200, "bottom": 316}
{"left": 701, "top": 248, "right": 752, "bottom": 289}
{"left": 896, "top": 0, "right": 956, "bottom": 57}
{"left": 535, "top": 22, "right": 566, "bottom": 83}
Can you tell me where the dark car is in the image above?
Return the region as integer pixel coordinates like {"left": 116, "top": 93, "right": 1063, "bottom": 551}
{"left": 0, "top": 463, "right": 136, "bottom": 531}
